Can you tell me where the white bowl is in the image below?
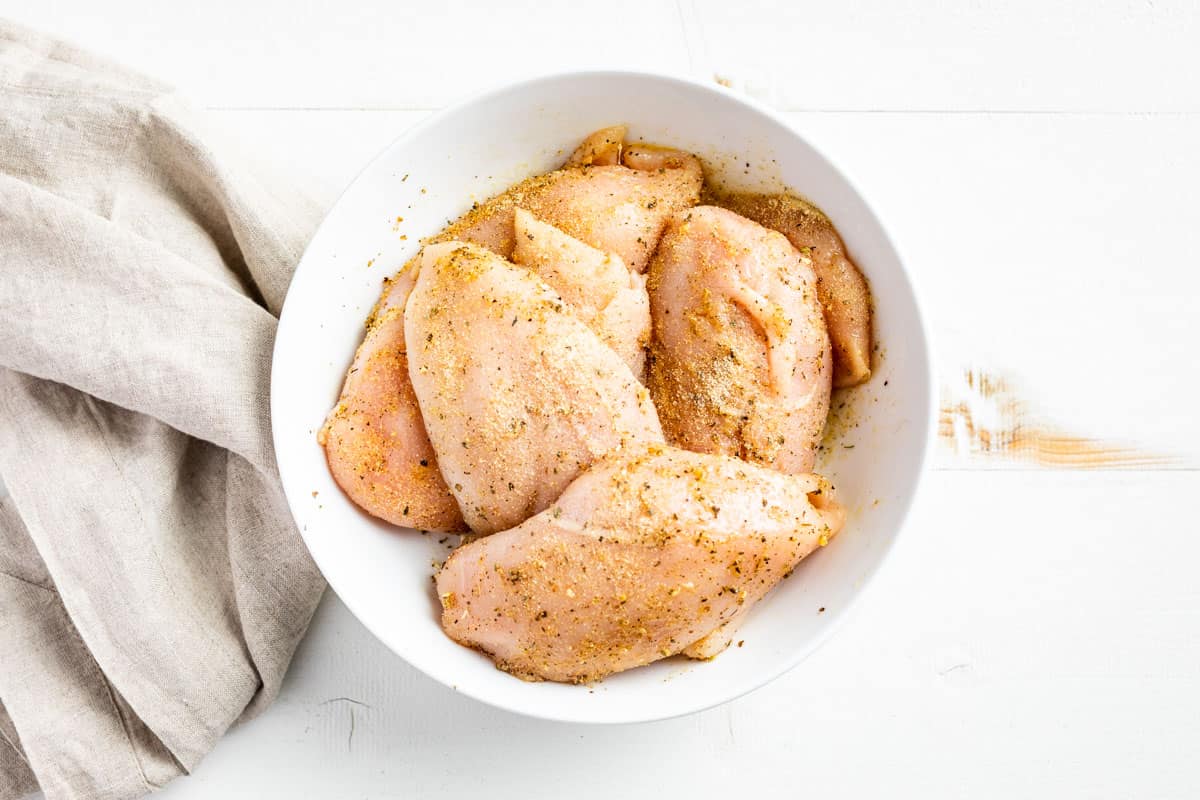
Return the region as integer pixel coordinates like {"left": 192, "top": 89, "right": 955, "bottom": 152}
{"left": 271, "top": 71, "right": 934, "bottom": 723}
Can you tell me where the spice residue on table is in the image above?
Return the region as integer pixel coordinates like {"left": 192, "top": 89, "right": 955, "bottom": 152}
{"left": 939, "top": 368, "right": 1167, "bottom": 468}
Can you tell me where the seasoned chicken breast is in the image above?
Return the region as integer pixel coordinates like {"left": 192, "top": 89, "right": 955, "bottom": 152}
{"left": 511, "top": 209, "right": 650, "bottom": 379}
{"left": 647, "top": 206, "right": 832, "bottom": 474}
{"left": 318, "top": 265, "right": 465, "bottom": 531}
{"left": 436, "top": 445, "right": 845, "bottom": 683}
{"left": 717, "top": 192, "right": 873, "bottom": 387}
{"left": 405, "top": 242, "right": 664, "bottom": 534}
{"left": 434, "top": 131, "right": 702, "bottom": 273}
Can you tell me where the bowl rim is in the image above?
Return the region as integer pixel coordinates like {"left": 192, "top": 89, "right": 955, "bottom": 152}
{"left": 271, "top": 67, "right": 938, "bottom": 724}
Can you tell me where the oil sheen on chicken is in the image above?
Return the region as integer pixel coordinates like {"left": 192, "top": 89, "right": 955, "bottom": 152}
{"left": 717, "top": 192, "right": 873, "bottom": 387}
{"left": 511, "top": 209, "right": 650, "bottom": 379}
{"left": 318, "top": 265, "right": 465, "bottom": 531}
{"left": 647, "top": 206, "right": 832, "bottom": 474}
{"left": 405, "top": 242, "right": 664, "bottom": 535}
{"left": 436, "top": 445, "right": 845, "bottom": 683}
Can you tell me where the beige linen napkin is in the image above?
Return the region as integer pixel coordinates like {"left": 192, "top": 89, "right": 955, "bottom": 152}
{"left": 0, "top": 21, "right": 326, "bottom": 799}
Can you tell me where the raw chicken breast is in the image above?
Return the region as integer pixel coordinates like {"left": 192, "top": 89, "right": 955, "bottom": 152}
{"left": 565, "top": 124, "right": 625, "bottom": 167}
{"left": 647, "top": 206, "right": 832, "bottom": 474}
{"left": 436, "top": 445, "right": 845, "bottom": 683}
{"left": 511, "top": 209, "right": 650, "bottom": 379}
{"left": 433, "top": 129, "right": 703, "bottom": 273}
{"left": 318, "top": 265, "right": 465, "bottom": 531}
{"left": 405, "top": 242, "right": 664, "bottom": 534}
{"left": 718, "top": 193, "right": 873, "bottom": 387}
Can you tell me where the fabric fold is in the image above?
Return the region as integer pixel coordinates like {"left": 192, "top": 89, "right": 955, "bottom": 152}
{"left": 0, "top": 19, "right": 326, "bottom": 799}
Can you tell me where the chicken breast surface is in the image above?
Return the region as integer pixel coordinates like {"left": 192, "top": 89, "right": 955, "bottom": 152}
{"left": 433, "top": 131, "right": 703, "bottom": 273}
{"left": 564, "top": 124, "right": 626, "bottom": 167}
{"left": 318, "top": 265, "right": 466, "bottom": 531}
{"left": 647, "top": 206, "right": 832, "bottom": 474}
{"left": 717, "top": 193, "right": 873, "bottom": 387}
{"left": 406, "top": 242, "right": 664, "bottom": 534}
{"left": 436, "top": 445, "right": 845, "bottom": 683}
{"left": 511, "top": 209, "right": 650, "bottom": 379}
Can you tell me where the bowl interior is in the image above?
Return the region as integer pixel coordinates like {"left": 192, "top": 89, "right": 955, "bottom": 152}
{"left": 271, "top": 71, "right": 933, "bottom": 723}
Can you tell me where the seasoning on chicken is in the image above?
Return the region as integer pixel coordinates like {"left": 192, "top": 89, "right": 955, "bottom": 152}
{"left": 511, "top": 209, "right": 650, "bottom": 379}
{"left": 433, "top": 131, "right": 703, "bottom": 273}
{"left": 717, "top": 192, "right": 873, "bottom": 387}
{"left": 647, "top": 206, "right": 832, "bottom": 474}
{"left": 319, "top": 265, "right": 466, "bottom": 531}
{"left": 405, "top": 242, "right": 664, "bottom": 535}
{"left": 436, "top": 445, "right": 845, "bottom": 683}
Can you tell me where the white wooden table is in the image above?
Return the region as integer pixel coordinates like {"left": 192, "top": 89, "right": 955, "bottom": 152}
{"left": 5, "top": 1, "right": 1198, "bottom": 796}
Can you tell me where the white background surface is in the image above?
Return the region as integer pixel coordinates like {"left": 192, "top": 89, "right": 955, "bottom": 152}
{"left": 4, "top": 1, "right": 1199, "bottom": 797}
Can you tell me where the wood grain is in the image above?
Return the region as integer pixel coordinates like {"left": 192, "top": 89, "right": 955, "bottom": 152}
{"left": 691, "top": 0, "right": 1200, "bottom": 112}
{"left": 7, "top": 1, "right": 1200, "bottom": 111}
